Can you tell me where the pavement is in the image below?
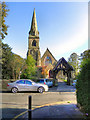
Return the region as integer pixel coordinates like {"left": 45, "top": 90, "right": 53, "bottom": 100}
{"left": 31, "top": 104, "right": 84, "bottom": 120}
{"left": 19, "top": 81, "right": 86, "bottom": 120}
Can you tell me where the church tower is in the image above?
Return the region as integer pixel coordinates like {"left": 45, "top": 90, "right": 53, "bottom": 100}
{"left": 27, "top": 8, "right": 41, "bottom": 66}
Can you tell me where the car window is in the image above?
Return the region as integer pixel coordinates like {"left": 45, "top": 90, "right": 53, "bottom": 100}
{"left": 46, "top": 79, "right": 50, "bottom": 82}
{"left": 25, "top": 80, "right": 32, "bottom": 85}
{"left": 46, "top": 80, "right": 48, "bottom": 82}
{"left": 40, "top": 80, "right": 44, "bottom": 83}
{"left": 16, "top": 80, "right": 25, "bottom": 84}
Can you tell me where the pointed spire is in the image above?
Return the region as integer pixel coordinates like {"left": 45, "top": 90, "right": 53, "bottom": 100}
{"left": 29, "top": 8, "right": 39, "bottom": 36}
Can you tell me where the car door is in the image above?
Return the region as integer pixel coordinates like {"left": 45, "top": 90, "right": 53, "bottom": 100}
{"left": 25, "top": 80, "right": 34, "bottom": 91}
{"left": 16, "top": 80, "right": 25, "bottom": 91}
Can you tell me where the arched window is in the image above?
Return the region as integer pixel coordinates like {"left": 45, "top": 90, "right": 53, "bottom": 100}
{"left": 32, "top": 40, "right": 36, "bottom": 46}
{"left": 45, "top": 56, "right": 52, "bottom": 66}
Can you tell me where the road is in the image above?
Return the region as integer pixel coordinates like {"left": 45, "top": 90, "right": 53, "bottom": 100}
{"left": 1, "top": 81, "right": 77, "bottom": 119}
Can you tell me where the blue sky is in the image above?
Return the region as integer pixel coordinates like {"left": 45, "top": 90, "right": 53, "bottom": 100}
{"left": 4, "top": 2, "right": 88, "bottom": 61}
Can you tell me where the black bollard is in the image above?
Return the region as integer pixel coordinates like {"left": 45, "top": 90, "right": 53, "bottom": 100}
{"left": 28, "top": 96, "right": 32, "bottom": 120}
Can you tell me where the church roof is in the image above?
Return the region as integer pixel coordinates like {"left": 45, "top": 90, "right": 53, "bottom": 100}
{"left": 29, "top": 8, "right": 39, "bottom": 36}
{"left": 53, "top": 57, "right": 74, "bottom": 71}
{"left": 41, "top": 48, "right": 57, "bottom": 62}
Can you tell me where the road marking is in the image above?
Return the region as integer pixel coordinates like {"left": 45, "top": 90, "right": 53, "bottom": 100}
{"left": 12, "top": 101, "right": 76, "bottom": 120}
{"left": 12, "top": 110, "right": 28, "bottom": 120}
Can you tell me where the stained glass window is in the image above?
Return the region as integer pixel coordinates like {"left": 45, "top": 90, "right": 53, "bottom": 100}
{"left": 45, "top": 56, "right": 52, "bottom": 66}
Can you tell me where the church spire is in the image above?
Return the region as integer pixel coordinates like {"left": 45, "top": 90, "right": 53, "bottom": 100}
{"left": 29, "top": 8, "right": 39, "bottom": 36}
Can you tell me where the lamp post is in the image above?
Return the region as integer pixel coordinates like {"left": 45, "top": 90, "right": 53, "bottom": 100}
{"left": 19, "top": 71, "right": 22, "bottom": 79}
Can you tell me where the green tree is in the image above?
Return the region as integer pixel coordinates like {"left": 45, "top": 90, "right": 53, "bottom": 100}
{"left": 2, "top": 42, "right": 26, "bottom": 80}
{"left": 68, "top": 53, "right": 79, "bottom": 76}
{"left": 11, "top": 54, "right": 26, "bottom": 79}
{"left": 21, "top": 55, "right": 37, "bottom": 79}
{"left": 80, "top": 49, "right": 90, "bottom": 61}
{"left": 2, "top": 43, "right": 13, "bottom": 79}
{"left": 1, "top": 2, "right": 9, "bottom": 39}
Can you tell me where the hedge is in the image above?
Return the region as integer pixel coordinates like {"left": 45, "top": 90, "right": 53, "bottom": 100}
{"left": 76, "top": 59, "right": 90, "bottom": 117}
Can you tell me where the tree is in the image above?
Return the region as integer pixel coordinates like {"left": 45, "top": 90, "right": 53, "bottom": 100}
{"left": 1, "top": 2, "right": 9, "bottom": 39}
{"left": 2, "top": 43, "right": 13, "bottom": 79}
{"left": 2, "top": 42, "right": 26, "bottom": 79}
{"left": 80, "top": 49, "right": 90, "bottom": 61}
{"left": 68, "top": 53, "right": 79, "bottom": 76}
{"left": 36, "top": 67, "right": 44, "bottom": 78}
{"left": 21, "top": 55, "right": 37, "bottom": 79}
{"left": 11, "top": 54, "right": 26, "bottom": 79}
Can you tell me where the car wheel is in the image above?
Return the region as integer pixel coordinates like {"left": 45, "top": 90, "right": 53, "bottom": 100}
{"left": 11, "top": 87, "right": 18, "bottom": 93}
{"left": 38, "top": 87, "right": 44, "bottom": 93}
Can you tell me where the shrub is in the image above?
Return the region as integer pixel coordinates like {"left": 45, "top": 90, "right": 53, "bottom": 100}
{"left": 2, "top": 79, "right": 15, "bottom": 90}
{"left": 52, "top": 79, "right": 58, "bottom": 86}
{"left": 76, "top": 59, "right": 90, "bottom": 116}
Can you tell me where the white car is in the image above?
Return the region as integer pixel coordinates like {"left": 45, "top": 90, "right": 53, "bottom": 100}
{"left": 7, "top": 79, "right": 48, "bottom": 93}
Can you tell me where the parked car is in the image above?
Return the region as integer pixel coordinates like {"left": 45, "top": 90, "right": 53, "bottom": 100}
{"left": 72, "top": 79, "right": 77, "bottom": 87}
{"left": 37, "top": 79, "right": 53, "bottom": 87}
{"left": 7, "top": 79, "right": 48, "bottom": 93}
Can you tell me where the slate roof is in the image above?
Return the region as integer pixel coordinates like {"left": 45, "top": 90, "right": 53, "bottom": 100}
{"left": 53, "top": 57, "right": 74, "bottom": 71}
{"left": 41, "top": 48, "right": 57, "bottom": 62}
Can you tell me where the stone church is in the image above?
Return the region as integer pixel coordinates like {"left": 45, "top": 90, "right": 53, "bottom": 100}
{"left": 27, "top": 9, "right": 63, "bottom": 78}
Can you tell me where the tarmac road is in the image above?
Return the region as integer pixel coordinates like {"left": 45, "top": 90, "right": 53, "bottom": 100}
{"left": 1, "top": 81, "right": 81, "bottom": 120}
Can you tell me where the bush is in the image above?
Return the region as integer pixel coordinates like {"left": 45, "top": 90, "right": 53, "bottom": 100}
{"left": 29, "top": 77, "right": 39, "bottom": 82}
{"left": 76, "top": 59, "right": 90, "bottom": 116}
{"left": 51, "top": 79, "right": 58, "bottom": 86}
{"left": 2, "top": 79, "right": 15, "bottom": 90}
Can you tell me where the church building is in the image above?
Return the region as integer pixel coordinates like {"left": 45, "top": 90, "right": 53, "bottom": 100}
{"left": 27, "top": 9, "right": 58, "bottom": 78}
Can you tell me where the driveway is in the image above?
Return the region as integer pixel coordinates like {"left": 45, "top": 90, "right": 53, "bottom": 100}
{"left": 57, "top": 81, "right": 76, "bottom": 92}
